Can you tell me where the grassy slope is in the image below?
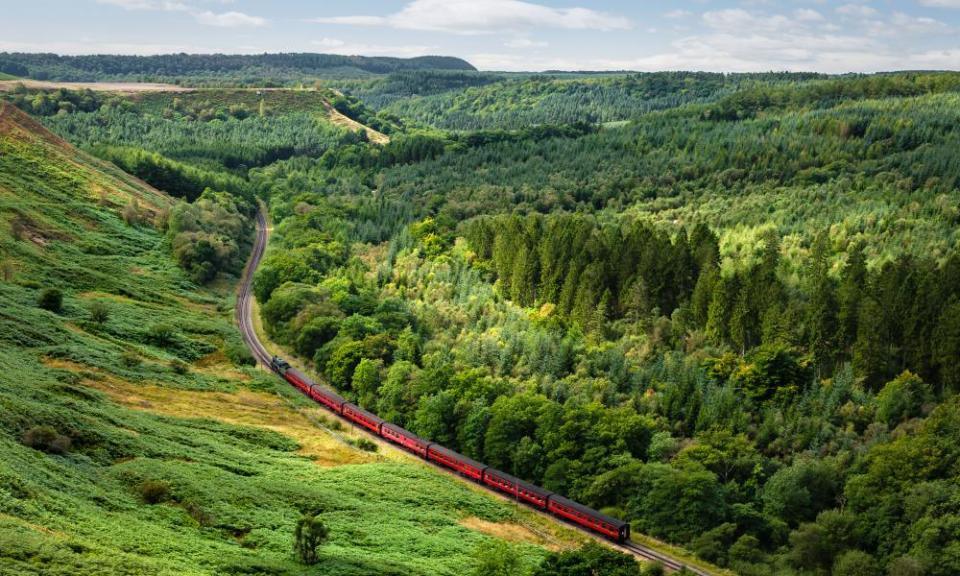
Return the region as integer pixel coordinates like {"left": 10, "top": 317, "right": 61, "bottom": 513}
{"left": 0, "top": 103, "right": 574, "bottom": 575}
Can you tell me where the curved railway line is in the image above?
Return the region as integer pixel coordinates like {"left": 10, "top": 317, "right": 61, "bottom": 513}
{"left": 236, "top": 206, "right": 714, "bottom": 576}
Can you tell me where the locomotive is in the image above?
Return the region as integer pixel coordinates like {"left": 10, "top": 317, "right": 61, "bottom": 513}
{"left": 269, "top": 356, "right": 630, "bottom": 542}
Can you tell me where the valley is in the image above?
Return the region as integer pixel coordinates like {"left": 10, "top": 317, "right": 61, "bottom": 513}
{"left": 1, "top": 33, "right": 959, "bottom": 576}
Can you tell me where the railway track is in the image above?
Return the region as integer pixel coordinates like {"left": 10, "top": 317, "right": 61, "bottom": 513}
{"left": 235, "top": 206, "right": 716, "bottom": 576}
{"left": 236, "top": 206, "right": 272, "bottom": 367}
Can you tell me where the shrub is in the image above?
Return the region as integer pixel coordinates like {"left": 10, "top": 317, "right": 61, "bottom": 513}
{"left": 349, "top": 438, "right": 378, "bottom": 452}
{"left": 138, "top": 480, "right": 172, "bottom": 504}
{"left": 293, "top": 513, "right": 329, "bottom": 565}
{"left": 88, "top": 300, "right": 110, "bottom": 325}
{"left": 169, "top": 358, "right": 190, "bottom": 375}
{"left": 122, "top": 199, "right": 142, "bottom": 225}
{"left": 120, "top": 350, "right": 142, "bottom": 368}
{"left": 146, "top": 323, "right": 177, "bottom": 347}
{"left": 21, "top": 425, "right": 71, "bottom": 454}
{"left": 183, "top": 499, "right": 214, "bottom": 526}
{"left": 225, "top": 339, "right": 256, "bottom": 367}
{"left": 470, "top": 540, "right": 523, "bottom": 576}
{"left": 37, "top": 288, "right": 63, "bottom": 312}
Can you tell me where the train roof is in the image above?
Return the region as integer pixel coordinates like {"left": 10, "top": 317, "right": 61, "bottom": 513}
{"left": 311, "top": 384, "right": 347, "bottom": 406}
{"left": 549, "top": 493, "right": 628, "bottom": 529}
{"left": 484, "top": 468, "right": 552, "bottom": 498}
{"left": 428, "top": 444, "right": 487, "bottom": 471}
{"left": 286, "top": 367, "right": 314, "bottom": 384}
{"left": 286, "top": 368, "right": 347, "bottom": 404}
{"left": 381, "top": 422, "right": 430, "bottom": 443}
{"left": 342, "top": 402, "right": 384, "bottom": 424}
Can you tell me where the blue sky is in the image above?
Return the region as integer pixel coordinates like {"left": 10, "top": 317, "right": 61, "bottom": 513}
{"left": 3, "top": 1, "right": 960, "bottom": 72}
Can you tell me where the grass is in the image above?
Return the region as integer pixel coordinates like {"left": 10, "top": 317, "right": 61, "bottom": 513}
{"left": 0, "top": 102, "right": 576, "bottom": 574}
{"left": 0, "top": 72, "right": 19, "bottom": 81}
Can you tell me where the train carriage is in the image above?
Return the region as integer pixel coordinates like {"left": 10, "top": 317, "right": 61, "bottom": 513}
{"left": 283, "top": 368, "right": 313, "bottom": 395}
{"left": 381, "top": 423, "right": 431, "bottom": 457}
{"left": 427, "top": 444, "right": 486, "bottom": 481}
{"left": 308, "top": 383, "right": 347, "bottom": 414}
{"left": 342, "top": 403, "right": 384, "bottom": 434}
{"left": 547, "top": 494, "right": 629, "bottom": 542}
{"left": 482, "top": 468, "right": 551, "bottom": 509}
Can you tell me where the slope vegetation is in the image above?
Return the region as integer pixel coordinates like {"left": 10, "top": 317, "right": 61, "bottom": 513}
{"left": 0, "top": 103, "right": 572, "bottom": 575}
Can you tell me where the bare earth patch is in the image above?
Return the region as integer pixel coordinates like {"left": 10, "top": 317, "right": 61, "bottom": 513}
{"left": 459, "top": 516, "right": 570, "bottom": 552}
{"left": 321, "top": 96, "right": 390, "bottom": 144}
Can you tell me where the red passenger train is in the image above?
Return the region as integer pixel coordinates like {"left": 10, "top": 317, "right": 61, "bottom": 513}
{"left": 269, "top": 356, "right": 630, "bottom": 542}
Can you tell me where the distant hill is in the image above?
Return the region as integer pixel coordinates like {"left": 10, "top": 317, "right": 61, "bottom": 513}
{"left": 0, "top": 53, "right": 476, "bottom": 84}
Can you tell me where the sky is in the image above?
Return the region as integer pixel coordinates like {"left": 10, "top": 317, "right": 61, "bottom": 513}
{"left": 2, "top": 0, "right": 960, "bottom": 73}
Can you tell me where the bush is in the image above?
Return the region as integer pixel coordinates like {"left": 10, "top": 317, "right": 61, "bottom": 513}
{"left": 121, "top": 350, "right": 142, "bottom": 368}
{"left": 88, "top": 300, "right": 110, "bottom": 325}
{"left": 169, "top": 358, "right": 190, "bottom": 375}
{"left": 21, "top": 425, "right": 71, "bottom": 454}
{"left": 349, "top": 438, "right": 378, "bottom": 452}
{"left": 37, "top": 288, "right": 63, "bottom": 312}
{"left": 470, "top": 540, "right": 523, "bottom": 576}
{"left": 293, "top": 513, "right": 329, "bottom": 565}
{"left": 146, "top": 323, "right": 177, "bottom": 347}
{"left": 138, "top": 480, "right": 172, "bottom": 504}
{"left": 226, "top": 339, "right": 256, "bottom": 367}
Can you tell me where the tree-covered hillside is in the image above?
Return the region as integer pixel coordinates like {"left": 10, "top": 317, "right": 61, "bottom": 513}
{"left": 0, "top": 53, "right": 476, "bottom": 86}
{"left": 337, "top": 71, "right": 826, "bottom": 130}
{"left": 245, "top": 71, "right": 960, "bottom": 576}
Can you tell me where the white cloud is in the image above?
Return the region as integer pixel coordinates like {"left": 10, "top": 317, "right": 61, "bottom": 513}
{"left": 0, "top": 38, "right": 234, "bottom": 55}
{"left": 918, "top": 0, "right": 960, "bottom": 6}
{"left": 312, "top": 37, "right": 346, "bottom": 48}
{"left": 193, "top": 10, "right": 266, "bottom": 28}
{"left": 505, "top": 37, "right": 548, "bottom": 48}
{"left": 889, "top": 12, "right": 948, "bottom": 33}
{"left": 472, "top": 6, "right": 960, "bottom": 74}
{"left": 311, "top": 0, "right": 631, "bottom": 34}
{"left": 836, "top": 4, "right": 878, "bottom": 17}
{"left": 96, "top": 0, "right": 188, "bottom": 11}
{"left": 96, "top": 0, "right": 265, "bottom": 27}
{"left": 664, "top": 10, "right": 692, "bottom": 19}
{"left": 308, "top": 39, "right": 435, "bottom": 57}
{"left": 794, "top": 9, "right": 824, "bottom": 22}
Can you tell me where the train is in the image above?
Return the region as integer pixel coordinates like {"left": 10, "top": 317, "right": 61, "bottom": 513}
{"left": 269, "top": 356, "right": 630, "bottom": 542}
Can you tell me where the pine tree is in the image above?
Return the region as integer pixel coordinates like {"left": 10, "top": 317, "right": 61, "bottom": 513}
{"left": 706, "top": 274, "right": 736, "bottom": 344}
{"left": 691, "top": 265, "right": 718, "bottom": 328}
{"left": 837, "top": 242, "right": 866, "bottom": 355}
{"left": 729, "top": 284, "right": 753, "bottom": 354}
{"left": 853, "top": 296, "right": 892, "bottom": 389}
{"left": 807, "top": 233, "right": 838, "bottom": 374}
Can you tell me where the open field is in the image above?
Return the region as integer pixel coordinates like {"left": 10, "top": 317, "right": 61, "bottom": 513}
{"left": 0, "top": 79, "right": 191, "bottom": 93}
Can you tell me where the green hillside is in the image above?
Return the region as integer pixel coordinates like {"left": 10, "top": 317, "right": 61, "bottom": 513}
{"left": 245, "top": 71, "right": 960, "bottom": 576}
{"left": 0, "top": 53, "right": 476, "bottom": 86}
{"left": 338, "top": 71, "right": 822, "bottom": 130}
{"left": 0, "top": 102, "right": 573, "bottom": 575}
